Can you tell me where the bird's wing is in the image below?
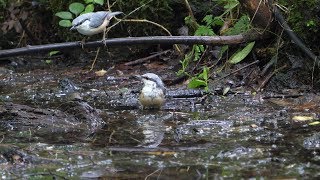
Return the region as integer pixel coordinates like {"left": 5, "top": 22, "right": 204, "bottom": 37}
{"left": 72, "top": 13, "right": 93, "bottom": 27}
{"left": 89, "top": 11, "right": 109, "bottom": 28}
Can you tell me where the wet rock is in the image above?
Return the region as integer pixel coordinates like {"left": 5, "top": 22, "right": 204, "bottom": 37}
{"left": 58, "top": 78, "right": 80, "bottom": 94}
{"left": 0, "top": 102, "right": 104, "bottom": 143}
{"left": 303, "top": 133, "right": 320, "bottom": 150}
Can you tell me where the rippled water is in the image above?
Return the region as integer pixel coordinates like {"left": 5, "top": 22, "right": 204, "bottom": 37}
{"left": 0, "top": 67, "right": 319, "bottom": 179}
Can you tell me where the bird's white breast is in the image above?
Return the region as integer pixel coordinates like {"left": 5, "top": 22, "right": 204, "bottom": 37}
{"left": 139, "top": 81, "right": 165, "bottom": 109}
{"left": 76, "top": 19, "right": 109, "bottom": 36}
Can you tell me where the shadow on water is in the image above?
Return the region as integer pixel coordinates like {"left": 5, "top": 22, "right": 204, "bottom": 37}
{"left": 0, "top": 67, "right": 319, "bottom": 179}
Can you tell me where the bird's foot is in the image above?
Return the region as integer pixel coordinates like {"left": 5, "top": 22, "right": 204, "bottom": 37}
{"left": 102, "top": 38, "right": 107, "bottom": 46}
{"left": 80, "top": 38, "right": 86, "bottom": 49}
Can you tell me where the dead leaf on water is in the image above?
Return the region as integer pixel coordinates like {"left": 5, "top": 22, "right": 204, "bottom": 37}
{"left": 95, "top": 69, "right": 107, "bottom": 77}
{"left": 292, "top": 115, "right": 315, "bottom": 121}
{"left": 309, "top": 121, "right": 320, "bottom": 126}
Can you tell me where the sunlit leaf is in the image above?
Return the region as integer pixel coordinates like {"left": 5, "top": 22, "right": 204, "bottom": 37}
{"left": 49, "top": 51, "right": 60, "bottom": 56}
{"left": 69, "top": 2, "right": 85, "bottom": 16}
{"left": 229, "top": 41, "right": 255, "bottom": 64}
{"left": 309, "top": 121, "right": 320, "bottom": 125}
{"left": 198, "top": 66, "right": 209, "bottom": 81}
{"left": 45, "top": 60, "right": 52, "bottom": 64}
{"left": 202, "top": 66, "right": 209, "bottom": 81}
{"left": 94, "top": 0, "right": 104, "bottom": 5}
{"left": 95, "top": 69, "right": 107, "bottom": 77}
{"left": 292, "top": 116, "right": 314, "bottom": 121}
{"left": 84, "top": 0, "right": 94, "bottom": 4}
{"left": 188, "top": 78, "right": 206, "bottom": 89}
{"left": 223, "top": 86, "right": 230, "bottom": 95}
{"left": 84, "top": 4, "right": 94, "bottom": 13}
{"left": 55, "top": 11, "right": 73, "bottom": 19}
{"left": 58, "top": 20, "right": 72, "bottom": 27}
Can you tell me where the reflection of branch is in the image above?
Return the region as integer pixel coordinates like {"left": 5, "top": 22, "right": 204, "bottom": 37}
{"left": 0, "top": 30, "right": 264, "bottom": 58}
{"left": 107, "top": 146, "right": 208, "bottom": 152}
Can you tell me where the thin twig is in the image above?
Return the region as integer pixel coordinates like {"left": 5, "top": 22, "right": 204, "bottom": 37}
{"left": 125, "top": 49, "right": 171, "bottom": 66}
{"left": 109, "top": 130, "right": 115, "bottom": 143}
{"left": 121, "top": 19, "right": 182, "bottom": 54}
{"left": 145, "top": 169, "right": 161, "bottom": 180}
{"left": 89, "top": 47, "right": 101, "bottom": 71}
{"left": 216, "top": 60, "right": 260, "bottom": 81}
{"left": 257, "top": 64, "right": 287, "bottom": 91}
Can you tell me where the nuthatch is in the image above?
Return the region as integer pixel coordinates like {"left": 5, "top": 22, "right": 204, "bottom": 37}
{"left": 135, "top": 73, "right": 166, "bottom": 109}
{"left": 70, "top": 11, "right": 122, "bottom": 43}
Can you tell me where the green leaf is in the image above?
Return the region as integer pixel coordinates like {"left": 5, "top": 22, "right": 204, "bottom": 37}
{"left": 212, "top": 16, "right": 224, "bottom": 26}
{"left": 203, "top": 15, "right": 213, "bottom": 26}
{"left": 184, "top": 15, "right": 193, "bottom": 26}
{"left": 225, "top": 15, "right": 250, "bottom": 35}
{"left": 229, "top": 41, "right": 255, "bottom": 64}
{"left": 93, "top": 0, "right": 104, "bottom": 5}
{"left": 84, "top": 0, "right": 94, "bottom": 4}
{"left": 195, "top": 25, "right": 215, "bottom": 36}
{"left": 84, "top": 4, "right": 94, "bottom": 13}
{"left": 49, "top": 51, "right": 60, "bottom": 56}
{"left": 198, "top": 67, "right": 208, "bottom": 80}
{"left": 55, "top": 11, "right": 73, "bottom": 19}
{"left": 45, "top": 60, "right": 52, "bottom": 64}
{"left": 202, "top": 66, "right": 209, "bottom": 81}
{"left": 218, "top": 45, "right": 229, "bottom": 60}
{"left": 69, "top": 2, "right": 85, "bottom": 16}
{"left": 224, "top": 0, "right": 239, "bottom": 9}
{"left": 188, "top": 78, "right": 206, "bottom": 89}
{"left": 58, "top": 20, "right": 72, "bottom": 27}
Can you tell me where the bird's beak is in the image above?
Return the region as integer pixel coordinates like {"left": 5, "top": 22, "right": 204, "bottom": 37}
{"left": 107, "top": 11, "right": 123, "bottom": 19}
{"left": 70, "top": 26, "right": 76, "bottom": 31}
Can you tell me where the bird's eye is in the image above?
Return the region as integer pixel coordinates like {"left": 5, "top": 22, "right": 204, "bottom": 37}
{"left": 143, "top": 76, "right": 150, "bottom": 80}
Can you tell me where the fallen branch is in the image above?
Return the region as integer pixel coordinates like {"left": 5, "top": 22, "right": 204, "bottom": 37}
{"left": 273, "top": 5, "right": 319, "bottom": 64}
{"left": 124, "top": 49, "right": 171, "bottom": 66}
{"left": 0, "top": 30, "right": 264, "bottom": 59}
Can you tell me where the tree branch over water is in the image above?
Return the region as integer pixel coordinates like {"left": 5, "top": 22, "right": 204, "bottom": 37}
{"left": 0, "top": 30, "right": 264, "bottom": 58}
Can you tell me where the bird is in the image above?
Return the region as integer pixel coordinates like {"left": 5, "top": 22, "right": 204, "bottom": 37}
{"left": 70, "top": 11, "right": 123, "bottom": 44}
{"left": 135, "top": 73, "right": 166, "bottom": 109}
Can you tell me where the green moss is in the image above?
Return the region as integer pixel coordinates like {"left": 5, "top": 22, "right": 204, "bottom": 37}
{"left": 278, "top": 0, "right": 320, "bottom": 49}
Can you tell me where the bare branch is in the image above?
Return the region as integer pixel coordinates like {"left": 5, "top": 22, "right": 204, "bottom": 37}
{"left": 0, "top": 31, "right": 263, "bottom": 59}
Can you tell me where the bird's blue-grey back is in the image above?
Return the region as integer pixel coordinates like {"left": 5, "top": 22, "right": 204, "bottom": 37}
{"left": 71, "top": 12, "right": 94, "bottom": 28}
{"left": 89, "top": 11, "right": 109, "bottom": 28}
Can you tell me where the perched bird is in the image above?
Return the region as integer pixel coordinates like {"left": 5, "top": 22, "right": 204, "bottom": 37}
{"left": 135, "top": 73, "right": 166, "bottom": 109}
{"left": 70, "top": 11, "right": 123, "bottom": 43}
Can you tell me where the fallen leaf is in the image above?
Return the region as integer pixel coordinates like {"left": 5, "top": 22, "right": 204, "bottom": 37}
{"left": 95, "top": 69, "right": 107, "bottom": 77}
